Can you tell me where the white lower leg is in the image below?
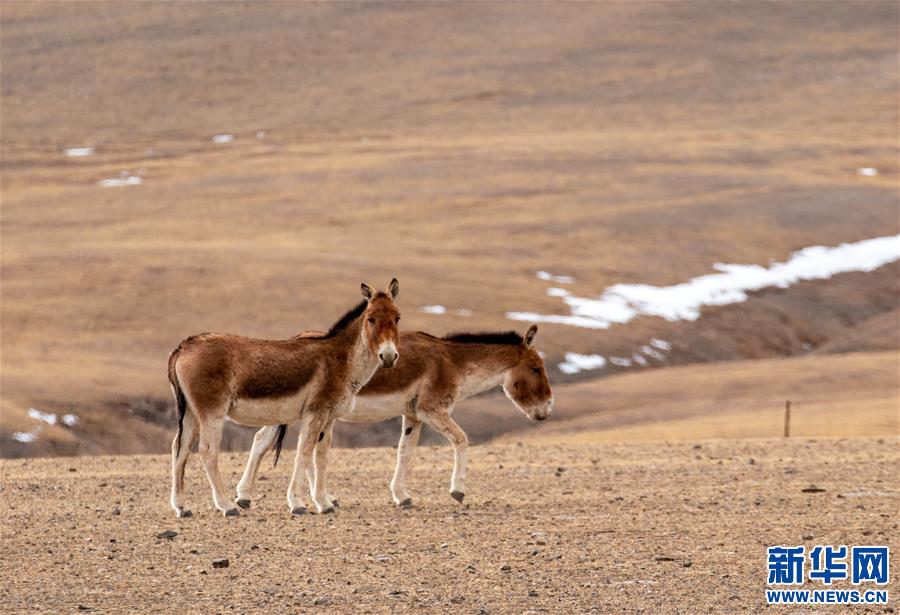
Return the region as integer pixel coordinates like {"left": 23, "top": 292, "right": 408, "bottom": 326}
{"left": 170, "top": 414, "right": 197, "bottom": 516}
{"left": 450, "top": 440, "right": 468, "bottom": 496}
{"left": 197, "top": 420, "right": 237, "bottom": 515}
{"left": 311, "top": 422, "right": 335, "bottom": 513}
{"left": 287, "top": 417, "right": 319, "bottom": 513}
{"left": 236, "top": 425, "right": 278, "bottom": 503}
{"left": 390, "top": 418, "right": 421, "bottom": 505}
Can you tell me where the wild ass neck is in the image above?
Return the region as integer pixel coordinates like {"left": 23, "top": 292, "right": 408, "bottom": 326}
{"left": 328, "top": 316, "right": 381, "bottom": 394}
{"left": 453, "top": 343, "right": 520, "bottom": 399}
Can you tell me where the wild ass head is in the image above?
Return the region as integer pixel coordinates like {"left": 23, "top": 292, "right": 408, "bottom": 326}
{"left": 360, "top": 278, "right": 401, "bottom": 368}
{"left": 502, "top": 325, "right": 553, "bottom": 421}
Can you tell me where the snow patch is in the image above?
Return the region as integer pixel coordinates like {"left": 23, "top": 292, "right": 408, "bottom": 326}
{"left": 537, "top": 271, "right": 575, "bottom": 284}
{"left": 13, "top": 430, "right": 39, "bottom": 443}
{"left": 419, "top": 305, "right": 447, "bottom": 315}
{"left": 509, "top": 235, "right": 900, "bottom": 329}
{"left": 640, "top": 345, "right": 666, "bottom": 361}
{"left": 62, "top": 414, "right": 79, "bottom": 427}
{"left": 632, "top": 354, "right": 649, "bottom": 367}
{"left": 211, "top": 134, "right": 234, "bottom": 143}
{"left": 28, "top": 408, "right": 57, "bottom": 425}
{"left": 857, "top": 167, "right": 878, "bottom": 177}
{"left": 609, "top": 356, "right": 632, "bottom": 367}
{"left": 64, "top": 147, "right": 94, "bottom": 157}
{"left": 547, "top": 287, "right": 571, "bottom": 298}
{"left": 455, "top": 308, "right": 474, "bottom": 317}
{"left": 650, "top": 338, "right": 672, "bottom": 351}
{"left": 255, "top": 131, "right": 267, "bottom": 139}
{"left": 558, "top": 353, "right": 606, "bottom": 375}
{"left": 98, "top": 175, "right": 142, "bottom": 188}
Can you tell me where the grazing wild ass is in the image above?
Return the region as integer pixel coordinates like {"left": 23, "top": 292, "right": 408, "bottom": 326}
{"left": 167, "top": 279, "right": 401, "bottom": 517}
{"left": 235, "top": 325, "right": 553, "bottom": 509}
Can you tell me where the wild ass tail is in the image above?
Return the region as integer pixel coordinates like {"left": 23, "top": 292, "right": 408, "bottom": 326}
{"left": 167, "top": 348, "right": 188, "bottom": 457}
{"left": 272, "top": 424, "right": 288, "bottom": 467}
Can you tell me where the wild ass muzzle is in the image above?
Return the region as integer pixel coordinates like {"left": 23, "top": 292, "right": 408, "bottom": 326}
{"left": 167, "top": 279, "right": 401, "bottom": 517}
{"left": 235, "top": 325, "right": 552, "bottom": 509}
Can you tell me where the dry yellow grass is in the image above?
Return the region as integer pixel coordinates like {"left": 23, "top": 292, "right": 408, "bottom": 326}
{"left": 2, "top": 2, "right": 898, "bottom": 455}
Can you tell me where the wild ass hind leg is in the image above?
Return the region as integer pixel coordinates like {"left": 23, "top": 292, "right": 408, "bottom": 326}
{"left": 390, "top": 416, "right": 422, "bottom": 508}
{"left": 307, "top": 421, "right": 339, "bottom": 509}
{"left": 423, "top": 410, "right": 469, "bottom": 504}
{"left": 235, "top": 424, "right": 280, "bottom": 509}
{"left": 197, "top": 416, "right": 240, "bottom": 517}
{"left": 287, "top": 412, "right": 330, "bottom": 516}
{"left": 170, "top": 410, "right": 199, "bottom": 518}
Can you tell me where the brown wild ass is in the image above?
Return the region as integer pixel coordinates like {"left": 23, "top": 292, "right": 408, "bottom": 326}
{"left": 235, "top": 325, "right": 552, "bottom": 509}
{"left": 167, "top": 279, "right": 401, "bottom": 517}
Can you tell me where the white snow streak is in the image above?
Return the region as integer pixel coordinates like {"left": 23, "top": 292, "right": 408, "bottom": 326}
{"left": 510, "top": 235, "right": 900, "bottom": 330}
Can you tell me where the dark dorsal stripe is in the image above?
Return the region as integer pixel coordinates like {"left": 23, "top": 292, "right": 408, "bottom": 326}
{"left": 324, "top": 296, "right": 378, "bottom": 338}
{"left": 442, "top": 331, "right": 523, "bottom": 345}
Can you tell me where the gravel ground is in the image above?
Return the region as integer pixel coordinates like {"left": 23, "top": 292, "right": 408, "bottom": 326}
{"left": 2, "top": 437, "right": 897, "bottom": 613}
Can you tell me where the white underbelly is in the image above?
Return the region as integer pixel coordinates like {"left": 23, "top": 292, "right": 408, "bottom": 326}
{"left": 338, "top": 392, "right": 408, "bottom": 423}
{"left": 227, "top": 391, "right": 310, "bottom": 427}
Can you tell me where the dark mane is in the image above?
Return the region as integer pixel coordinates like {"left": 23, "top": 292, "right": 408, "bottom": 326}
{"left": 442, "top": 331, "right": 523, "bottom": 345}
{"left": 324, "top": 299, "right": 369, "bottom": 338}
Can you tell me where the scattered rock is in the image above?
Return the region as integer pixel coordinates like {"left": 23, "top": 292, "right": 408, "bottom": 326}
{"left": 450, "top": 596, "right": 464, "bottom": 604}
{"left": 802, "top": 535, "right": 814, "bottom": 540}
{"left": 500, "top": 564, "right": 511, "bottom": 571}
{"left": 212, "top": 558, "right": 229, "bottom": 569}
{"left": 528, "top": 589, "right": 539, "bottom": 598}
{"left": 110, "top": 507, "right": 121, "bottom": 516}
{"left": 156, "top": 530, "right": 177, "bottom": 539}
{"left": 801, "top": 486, "right": 826, "bottom": 493}
{"left": 655, "top": 556, "right": 676, "bottom": 562}
{"left": 683, "top": 561, "right": 692, "bottom": 568}
{"left": 375, "top": 555, "right": 391, "bottom": 562}
{"left": 747, "top": 458, "right": 755, "bottom": 465}
{"left": 313, "top": 596, "right": 330, "bottom": 606}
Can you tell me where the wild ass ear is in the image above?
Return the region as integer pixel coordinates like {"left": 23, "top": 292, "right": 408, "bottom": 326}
{"left": 524, "top": 325, "right": 538, "bottom": 348}
{"left": 388, "top": 278, "right": 399, "bottom": 300}
{"left": 361, "top": 283, "right": 375, "bottom": 301}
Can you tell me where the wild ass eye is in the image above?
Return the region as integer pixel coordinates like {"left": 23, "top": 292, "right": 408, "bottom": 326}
{"left": 395, "top": 316, "right": 400, "bottom": 323}
{"left": 367, "top": 317, "right": 375, "bottom": 325}
{"left": 531, "top": 367, "right": 541, "bottom": 375}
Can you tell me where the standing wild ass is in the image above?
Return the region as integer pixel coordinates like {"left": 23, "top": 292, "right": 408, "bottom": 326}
{"left": 235, "top": 325, "right": 552, "bottom": 509}
{"left": 167, "top": 279, "right": 401, "bottom": 517}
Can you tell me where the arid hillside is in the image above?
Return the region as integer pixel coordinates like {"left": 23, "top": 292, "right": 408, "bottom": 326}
{"left": 1, "top": 2, "right": 898, "bottom": 456}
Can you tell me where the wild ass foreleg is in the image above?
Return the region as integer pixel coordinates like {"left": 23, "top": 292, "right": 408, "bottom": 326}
{"left": 197, "top": 417, "right": 240, "bottom": 517}
{"left": 307, "top": 421, "right": 339, "bottom": 508}
{"left": 235, "top": 424, "right": 280, "bottom": 509}
{"left": 310, "top": 417, "right": 337, "bottom": 514}
{"left": 423, "top": 410, "right": 469, "bottom": 504}
{"left": 287, "top": 412, "right": 330, "bottom": 515}
{"left": 390, "top": 416, "right": 422, "bottom": 507}
{"left": 170, "top": 411, "right": 198, "bottom": 518}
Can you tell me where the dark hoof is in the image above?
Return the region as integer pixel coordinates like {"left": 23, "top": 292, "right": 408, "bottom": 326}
{"left": 398, "top": 498, "right": 413, "bottom": 509}
{"left": 224, "top": 508, "right": 240, "bottom": 517}
{"left": 291, "top": 506, "right": 308, "bottom": 516}
{"left": 331, "top": 499, "right": 340, "bottom": 508}
{"left": 320, "top": 506, "right": 335, "bottom": 515}
{"left": 236, "top": 498, "right": 251, "bottom": 510}
{"left": 450, "top": 490, "right": 465, "bottom": 504}
{"left": 177, "top": 508, "right": 192, "bottom": 518}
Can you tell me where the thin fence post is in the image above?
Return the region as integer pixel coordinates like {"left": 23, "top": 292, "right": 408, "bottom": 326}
{"left": 783, "top": 400, "right": 791, "bottom": 438}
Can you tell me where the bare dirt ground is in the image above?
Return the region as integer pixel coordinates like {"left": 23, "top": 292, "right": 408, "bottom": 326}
{"left": 1, "top": 438, "right": 897, "bottom": 613}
